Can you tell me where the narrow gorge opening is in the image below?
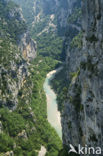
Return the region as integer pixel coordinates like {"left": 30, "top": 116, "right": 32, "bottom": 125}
{"left": 2, "top": 0, "right": 102, "bottom": 156}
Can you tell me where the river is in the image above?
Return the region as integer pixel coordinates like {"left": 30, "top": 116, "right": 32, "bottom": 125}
{"left": 43, "top": 67, "right": 62, "bottom": 139}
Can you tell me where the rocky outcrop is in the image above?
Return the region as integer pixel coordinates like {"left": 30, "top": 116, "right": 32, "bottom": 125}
{"left": 56, "top": 0, "right": 81, "bottom": 29}
{"left": 38, "top": 146, "right": 47, "bottom": 156}
{"left": 13, "top": 0, "right": 81, "bottom": 37}
{"left": 7, "top": 0, "right": 37, "bottom": 61}
{"left": 0, "top": 121, "right": 3, "bottom": 133}
{"left": 0, "top": 0, "right": 36, "bottom": 110}
{"left": 18, "top": 32, "right": 36, "bottom": 61}
{"left": 62, "top": 0, "right": 103, "bottom": 155}
{"left": 5, "top": 151, "right": 14, "bottom": 156}
{"left": 18, "top": 130, "right": 28, "bottom": 139}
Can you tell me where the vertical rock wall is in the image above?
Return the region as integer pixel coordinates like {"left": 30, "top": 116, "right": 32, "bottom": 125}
{"left": 62, "top": 0, "right": 103, "bottom": 155}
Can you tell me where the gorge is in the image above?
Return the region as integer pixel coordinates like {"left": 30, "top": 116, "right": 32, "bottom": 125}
{"left": 0, "top": 0, "right": 103, "bottom": 156}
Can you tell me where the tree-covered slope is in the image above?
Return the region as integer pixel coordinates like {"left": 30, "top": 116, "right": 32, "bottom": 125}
{"left": 0, "top": 0, "right": 27, "bottom": 40}
{"left": 0, "top": 0, "right": 36, "bottom": 109}
{"left": 0, "top": 0, "right": 62, "bottom": 155}
{"left": 13, "top": 0, "right": 64, "bottom": 60}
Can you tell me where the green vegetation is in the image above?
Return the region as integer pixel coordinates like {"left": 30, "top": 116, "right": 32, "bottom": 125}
{"left": 0, "top": 56, "right": 62, "bottom": 155}
{"left": 90, "top": 134, "right": 98, "bottom": 142}
{"left": 33, "top": 32, "right": 63, "bottom": 60}
{"left": 50, "top": 65, "right": 68, "bottom": 112}
{"left": 72, "top": 84, "right": 83, "bottom": 112}
{"left": 69, "top": 69, "right": 84, "bottom": 112}
{"left": 29, "top": 9, "right": 63, "bottom": 60}
{"left": 0, "top": 133, "right": 14, "bottom": 152}
{"left": 17, "top": 56, "right": 62, "bottom": 155}
{"left": 0, "top": 39, "right": 21, "bottom": 66}
{"left": 68, "top": 8, "right": 81, "bottom": 25}
{"left": 69, "top": 69, "right": 80, "bottom": 86}
{"left": 0, "top": 38, "right": 22, "bottom": 100}
{"left": 86, "top": 34, "right": 98, "bottom": 42}
{"left": 81, "top": 57, "right": 98, "bottom": 76}
{"left": 68, "top": 121, "right": 72, "bottom": 129}
{"left": 70, "top": 69, "right": 80, "bottom": 80}
{"left": 0, "top": 108, "right": 25, "bottom": 137}
{"left": 50, "top": 65, "right": 82, "bottom": 114}
{"left": 21, "top": 0, "right": 64, "bottom": 61}
{"left": 14, "top": 0, "right": 35, "bottom": 29}
{"left": 0, "top": 0, "right": 27, "bottom": 41}
{"left": 70, "top": 32, "right": 83, "bottom": 49}
{"left": 0, "top": 0, "right": 63, "bottom": 155}
{"left": 31, "top": 15, "right": 51, "bottom": 36}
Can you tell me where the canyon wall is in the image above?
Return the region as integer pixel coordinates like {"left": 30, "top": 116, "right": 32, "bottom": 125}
{"left": 62, "top": 0, "right": 103, "bottom": 155}
{"left": 0, "top": 0, "right": 36, "bottom": 110}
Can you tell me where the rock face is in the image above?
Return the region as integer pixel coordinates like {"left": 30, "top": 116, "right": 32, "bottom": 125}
{"left": 62, "top": 0, "right": 103, "bottom": 154}
{"left": 18, "top": 130, "right": 28, "bottom": 139}
{"left": 0, "top": 0, "right": 36, "bottom": 110}
{"left": 0, "top": 121, "right": 3, "bottom": 133}
{"left": 5, "top": 151, "right": 14, "bottom": 156}
{"left": 13, "top": 0, "right": 81, "bottom": 36}
{"left": 56, "top": 0, "right": 81, "bottom": 30}
{"left": 18, "top": 32, "right": 36, "bottom": 61}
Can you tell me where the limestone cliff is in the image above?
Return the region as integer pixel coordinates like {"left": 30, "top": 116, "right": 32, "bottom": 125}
{"left": 0, "top": 0, "right": 36, "bottom": 110}
{"left": 18, "top": 32, "right": 36, "bottom": 61}
{"left": 13, "top": 0, "right": 81, "bottom": 37}
{"left": 62, "top": 0, "right": 103, "bottom": 155}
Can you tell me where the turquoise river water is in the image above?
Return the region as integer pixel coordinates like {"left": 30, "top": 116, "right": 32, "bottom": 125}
{"left": 43, "top": 68, "right": 62, "bottom": 139}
